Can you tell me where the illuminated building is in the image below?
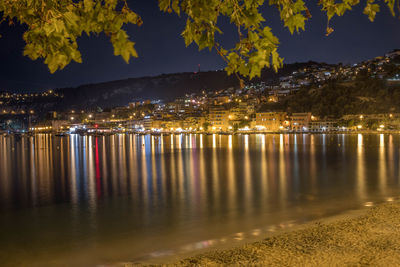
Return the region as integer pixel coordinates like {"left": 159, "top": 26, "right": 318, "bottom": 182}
{"left": 290, "top": 112, "right": 312, "bottom": 132}
{"left": 255, "top": 112, "right": 287, "bottom": 131}
{"left": 209, "top": 106, "right": 230, "bottom": 131}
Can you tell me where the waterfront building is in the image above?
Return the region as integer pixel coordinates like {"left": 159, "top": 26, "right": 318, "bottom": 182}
{"left": 164, "top": 119, "right": 184, "bottom": 131}
{"left": 255, "top": 112, "right": 287, "bottom": 131}
{"left": 143, "top": 116, "right": 164, "bottom": 130}
{"left": 229, "top": 102, "right": 248, "bottom": 120}
{"left": 209, "top": 106, "right": 230, "bottom": 131}
{"left": 125, "top": 119, "right": 144, "bottom": 130}
{"left": 309, "top": 120, "right": 338, "bottom": 132}
{"left": 290, "top": 112, "right": 312, "bottom": 131}
{"left": 183, "top": 116, "right": 206, "bottom": 130}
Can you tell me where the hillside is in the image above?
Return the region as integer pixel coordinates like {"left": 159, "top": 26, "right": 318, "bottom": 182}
{"left": 54, "top": 61, "right": 326, "bottom": 110}
{"left": 259, "top": 76, "right": 400, "bottom": 118}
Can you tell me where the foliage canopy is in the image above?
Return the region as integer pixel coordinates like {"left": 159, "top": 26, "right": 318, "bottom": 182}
{"left": 0, "top": 0, "right": 398, "bottom": 78}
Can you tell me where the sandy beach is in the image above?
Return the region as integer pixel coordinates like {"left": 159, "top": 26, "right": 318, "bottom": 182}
{"left": 128, "top": 200, "right": 400, "bottom": 266}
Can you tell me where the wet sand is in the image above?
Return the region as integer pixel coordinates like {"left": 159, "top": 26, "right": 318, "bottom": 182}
{"left": 128, "top": 200, "right": 400, "bottom": 266}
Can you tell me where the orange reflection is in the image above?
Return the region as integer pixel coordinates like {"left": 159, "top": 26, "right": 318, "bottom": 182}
{"left": 279, "top": 134, "right": 287, "bottom": 208}
{"left": 243, "top": 134, "right": 251, "bottom": 211}
{"left": 227, "top": 134, "right": 236, "bottom": 213}
{"left": 378, "top": 134, "right": 387, "bottom": 195}
{"left": 356, "top": 134, "right": 366, "bottom": 201}
{"left": 260, "top": 134, "right": 268, "bottom": 207}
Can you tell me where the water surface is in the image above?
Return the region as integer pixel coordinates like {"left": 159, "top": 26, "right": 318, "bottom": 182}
{"left": 0, "top": 133, "right": 399, "bottom": 266}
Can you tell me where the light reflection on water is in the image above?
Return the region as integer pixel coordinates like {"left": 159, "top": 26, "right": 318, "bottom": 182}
{"left": 0, "top": 133, "right": 400, "bottom": 266}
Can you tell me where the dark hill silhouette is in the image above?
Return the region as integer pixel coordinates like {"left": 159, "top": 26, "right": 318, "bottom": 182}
{"left": 54, "top": 61, "right": 329, "bottom": 110}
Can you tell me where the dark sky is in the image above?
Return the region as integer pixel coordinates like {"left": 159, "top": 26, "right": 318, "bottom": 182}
{"left": 0, "top": 0, "right": 399, "bottom": 92}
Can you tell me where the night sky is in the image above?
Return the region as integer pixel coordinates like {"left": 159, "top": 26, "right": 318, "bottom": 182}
{"left": 0, "top": 0, "right": 399, "bottom": 92}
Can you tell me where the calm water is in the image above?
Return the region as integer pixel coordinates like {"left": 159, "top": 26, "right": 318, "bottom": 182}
{"left": 1, "top": 133, "right": 400, "bottom": 266}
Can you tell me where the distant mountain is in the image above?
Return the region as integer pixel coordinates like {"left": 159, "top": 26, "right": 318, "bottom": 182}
{"left": 54, "top": 61, "right": 329, "bottom": 110}
{"left": 56, "top": 71, "right": 239, "bottom": 109}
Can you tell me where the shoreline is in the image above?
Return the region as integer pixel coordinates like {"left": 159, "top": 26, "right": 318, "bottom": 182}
{"left": 2, "top": 130, "right": 400, "bottom": 136}
{"left": 125, "top": 199, "right": 400, "bottom": 266}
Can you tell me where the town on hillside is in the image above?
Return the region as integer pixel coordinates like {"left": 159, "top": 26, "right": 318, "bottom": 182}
{"left": 1, "top": 49, "right": 400, "bottom": 135}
